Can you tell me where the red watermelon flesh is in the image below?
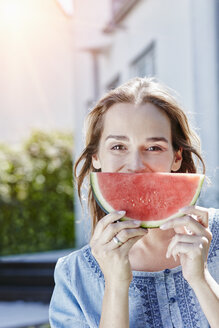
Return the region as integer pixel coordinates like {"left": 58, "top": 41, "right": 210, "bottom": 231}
{"left": 90, "top": 172, "right": 204, "bottom": 228}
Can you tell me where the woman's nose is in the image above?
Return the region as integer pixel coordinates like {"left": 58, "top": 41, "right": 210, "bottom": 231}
{"left": 127, "top": 151, "right": 151, "bottom": 173}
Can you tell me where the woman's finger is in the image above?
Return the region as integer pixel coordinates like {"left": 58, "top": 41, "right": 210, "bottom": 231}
{"left": 119, "top": 234, "right": 147, "bottom": 252}
{"left": 100, "top": 219, "right": 143, "bottom": 244}
{"left": 92, "top": 211, "right": 126, "bottom": 240}
{"left": 160, "top": 215, "right": 210, "bottom": 238}
{"left": 166, "top": 233, "right": 208, "bottom": 258}
{"left": 108, "top": 227, "right": 148, "bottom": 250}
{"left": 169, "top": 241, "right": 207, "bottom": 261}
{"left": 179, "top": 205, "right": 209, "bottom": 227}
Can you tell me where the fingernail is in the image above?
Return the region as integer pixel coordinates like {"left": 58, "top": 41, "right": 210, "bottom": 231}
{"left": 179, "top": 206, "right": 189, "bottom": 212}
{"left": 118, "top": 210, "right": 126, "bottom": 216}
{"left": 133, "top": 220, "right": 141, "bottom": 225}
{"left": 160, "top": 223, "right": 169, "bottom": 230}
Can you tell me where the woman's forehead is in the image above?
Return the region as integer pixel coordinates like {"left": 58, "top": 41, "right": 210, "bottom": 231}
{"left": 102, "top": 102, "right": 172, "bottom": 137}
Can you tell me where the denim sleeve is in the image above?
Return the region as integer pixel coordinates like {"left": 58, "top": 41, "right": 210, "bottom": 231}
{"left": 49, "top": 257, "right": 90, "bottom": 328}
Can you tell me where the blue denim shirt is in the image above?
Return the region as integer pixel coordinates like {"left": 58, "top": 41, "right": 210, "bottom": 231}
{"left": 49, "top": 208, "right": 219, "bottom": 328}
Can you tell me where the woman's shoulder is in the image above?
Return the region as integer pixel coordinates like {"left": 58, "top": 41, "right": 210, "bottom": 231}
{"left": 209, "top": 207, "right": 219, "bottom": 229}
{"left": 208, "top": 208, "right": 219, "bottom": 262}
{"left": 55, "top": 244, "right": 103, "bottom": 281}
{"left": 58, "top": 244, "right": 90, "bottom": 261}
{"left": 56, "top": 244, "right": 91, "bottom": 269}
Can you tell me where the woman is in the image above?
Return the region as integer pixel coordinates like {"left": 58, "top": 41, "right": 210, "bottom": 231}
{"left": 49, "top": 77, "right": 219, "bottom": 327}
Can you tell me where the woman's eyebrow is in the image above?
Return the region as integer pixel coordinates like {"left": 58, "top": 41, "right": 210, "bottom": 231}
{"left": 105, "top": 135, "right": 129, "bottom": 141}
{"left": 105, "top": 135, "right": 169, "bottom": 143}
{"left": 146, "top": 137, "right": 169, "bottom": 143}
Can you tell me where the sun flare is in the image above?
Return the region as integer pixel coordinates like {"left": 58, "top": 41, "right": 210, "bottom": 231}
{"left": 0, "top": 0, "right": 28, "bottom": 28}
{"left": 0, "top": 0, "right": 74, "bottom": 144}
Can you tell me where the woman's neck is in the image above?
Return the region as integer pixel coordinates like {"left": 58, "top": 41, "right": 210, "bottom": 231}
{"left": 129, "top": 228, "right": 181, "bottom": 272}
{"left": 138, "top": 227, "right": 175, "bottom": 248}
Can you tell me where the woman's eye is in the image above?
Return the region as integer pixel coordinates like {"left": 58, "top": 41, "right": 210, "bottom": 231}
{"left": 147, "top": 146, "right": 162, "bottom": 151}
{"left": 111, "top": 145, "right": 126, "bottom": 151}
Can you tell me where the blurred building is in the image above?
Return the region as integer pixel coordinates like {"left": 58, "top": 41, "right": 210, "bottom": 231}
{"left": 72, "top": 0, "right": 219, "bottom": 247}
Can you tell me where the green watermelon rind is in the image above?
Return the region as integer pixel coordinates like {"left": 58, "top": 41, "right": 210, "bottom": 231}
{"left": 90, "top": 172, "right": 205, "bottom": 228}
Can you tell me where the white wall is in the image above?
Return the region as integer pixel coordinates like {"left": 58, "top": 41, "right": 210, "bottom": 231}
{"left": 100, "top": 0, "right": 195, "bottom": 109}
{"left": 72, "top": 0, "right": 112, "bottom": 247}
{"left": 73, "top": 0, "right": 219, "bottom": 246}
{"left": 73, "top": 50, "right": 93, "bottom": 247}
{"left": 189, "top": 0, "right": 218, "bottom": 179}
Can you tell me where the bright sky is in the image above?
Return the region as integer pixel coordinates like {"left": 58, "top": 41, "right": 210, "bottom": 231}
{"left": 0, "top": 0, "right": 74, "bottom": 145}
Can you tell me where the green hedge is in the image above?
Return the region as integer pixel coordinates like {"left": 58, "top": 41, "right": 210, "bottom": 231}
{"left": 0, "top": 130, "right": 75, "bottom": 256}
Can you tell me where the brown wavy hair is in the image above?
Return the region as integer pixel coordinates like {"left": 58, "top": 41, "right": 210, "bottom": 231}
{"left": 74, "top": 77, "right": 205, "bottom": 234}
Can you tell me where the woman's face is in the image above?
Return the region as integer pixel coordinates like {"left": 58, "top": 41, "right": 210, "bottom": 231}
{"left": 92, "top": 102, "right": 182, "bottom": 173}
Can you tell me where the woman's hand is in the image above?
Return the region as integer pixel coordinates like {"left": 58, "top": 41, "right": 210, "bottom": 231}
{"left": 90, "top": 211, "right": 148, "bottom": 286}
{"left": 160, "top": 206, "right": 212, "bottom": 285}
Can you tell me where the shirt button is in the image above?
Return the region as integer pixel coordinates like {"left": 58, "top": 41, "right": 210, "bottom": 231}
{"left": 169, "top": 297, "right": 176, "bottom": 304}
{"left": 164, "top": 269, "right": 170, "bottom": 274}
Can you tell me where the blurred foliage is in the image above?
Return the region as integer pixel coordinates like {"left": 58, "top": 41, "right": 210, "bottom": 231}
{"left": 0, "top": 130, "right": 74, "bottom": 256}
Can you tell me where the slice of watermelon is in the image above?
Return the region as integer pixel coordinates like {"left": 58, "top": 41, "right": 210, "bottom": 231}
{"left": 90, "top": 172, "right": 205, "bottom": 228}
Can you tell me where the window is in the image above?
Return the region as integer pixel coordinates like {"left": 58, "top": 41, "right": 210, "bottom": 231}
{"left": 130, "top": 42, "right": 156, "bottom": 78}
